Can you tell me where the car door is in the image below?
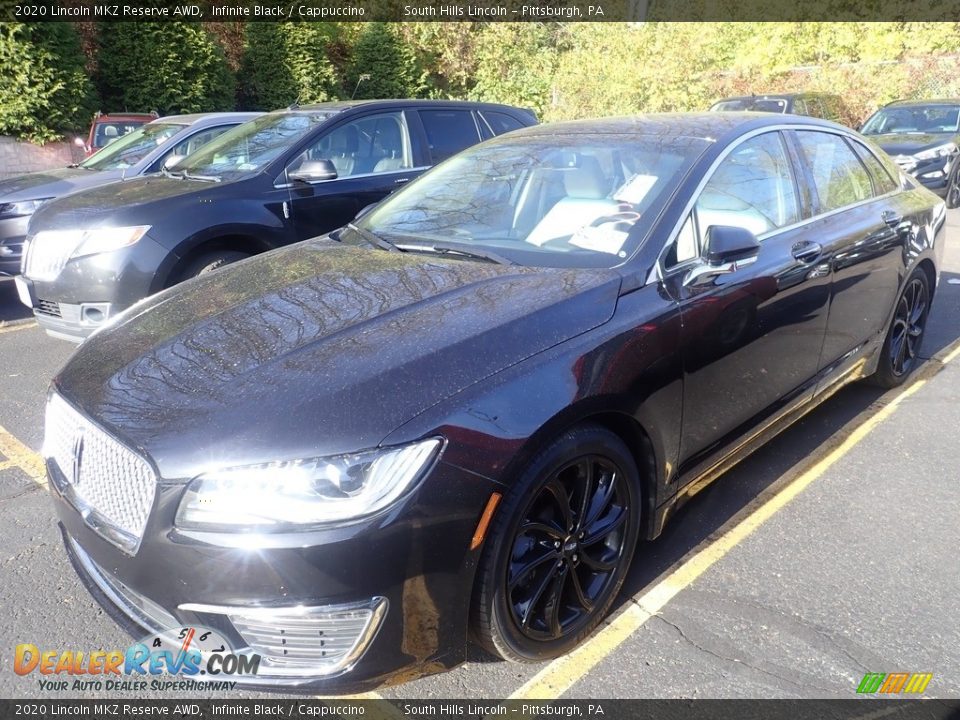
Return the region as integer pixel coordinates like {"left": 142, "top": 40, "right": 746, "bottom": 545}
{"left": 284, "top": 110, "right": 422, "bottom": 241}
{"left": 787, "top": 129, "right": 909, "bottom": 390}
{"left": 662, "top": 130, "right": 832, "bottom": 483}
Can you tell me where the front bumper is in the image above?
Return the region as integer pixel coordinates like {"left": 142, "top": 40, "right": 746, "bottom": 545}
{"left": 891, "top": 154, "right": 954, "bottom": 194}
{"left": 0, "top": 214, "right": 29, "bottom": 275}
{"left": 19, "top": 234, "right": 170, "bottom": 341}
{"left": 50, "top": 456, "right": 497, "bottom": 691}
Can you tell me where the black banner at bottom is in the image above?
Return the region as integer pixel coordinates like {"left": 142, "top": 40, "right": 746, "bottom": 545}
{"left": 3, "top": 699, "right": 960, "bottom": 720}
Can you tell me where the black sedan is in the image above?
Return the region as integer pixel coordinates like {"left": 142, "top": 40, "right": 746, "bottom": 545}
{"left": 860, "top": 99, "right": 960, "bottom": 206}
{"left": 45, "top": 113, "right": 944, "bottom": 691}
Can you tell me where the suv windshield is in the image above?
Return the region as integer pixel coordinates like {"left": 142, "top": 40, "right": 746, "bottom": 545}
{"left": 862, "top": 105, "right": 960, "bottom": 135}
{"left": 357, "top": 133, "right": 709, "bottom": 269}
{"left": 175, "top": 111, "right": 338, "bottom": 180}
{"left": 80, "top": 122, "right": 183, "bottom": 171}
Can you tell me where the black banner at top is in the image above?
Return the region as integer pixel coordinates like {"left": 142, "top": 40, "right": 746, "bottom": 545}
{"left": 2, "top": 0, "right": 960, "bottom": 22}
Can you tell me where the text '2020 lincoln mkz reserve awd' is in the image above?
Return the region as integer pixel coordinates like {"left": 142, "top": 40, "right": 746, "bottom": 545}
{"left": 45, "top": 113, "right": 944, "bottom": 691}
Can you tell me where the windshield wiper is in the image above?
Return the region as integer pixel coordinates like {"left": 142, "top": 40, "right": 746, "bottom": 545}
{"left": 182, "top": 171, "right": 221, "bottom": 183}
{"left": 347, "top": 223, "right": 399, "bottom": 252}
{"left": 393, "top": 241, "right": 515, "bottom": 265}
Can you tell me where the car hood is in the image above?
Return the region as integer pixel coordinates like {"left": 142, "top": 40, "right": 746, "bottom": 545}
{"left": 0, "top": 167, "right": 123, "bottom": 203}
{"left": 868, "top": 133, "right": 956, "bottom": 157}
{"left": 54, "top": 240, "right": 621, "bottom": 479}
{"left": 28, "top": 175, "right": 220, "bottom": 231}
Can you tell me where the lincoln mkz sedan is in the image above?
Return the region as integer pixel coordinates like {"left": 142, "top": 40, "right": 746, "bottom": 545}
{"left": 45, "top": 114, "right": 943, "bottom": 691}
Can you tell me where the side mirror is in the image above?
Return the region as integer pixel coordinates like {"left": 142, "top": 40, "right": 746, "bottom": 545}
{"left": 685, "top": 225, "right": 759, "bottom": 287}
{"left": 705, "top": 225, "right": 760, "bottom": 265}
{"left": 289, "top": 159, "right": 338, "bottom": 184}
{"left": 163, "top": 154, "right": 186, "bottom": 171}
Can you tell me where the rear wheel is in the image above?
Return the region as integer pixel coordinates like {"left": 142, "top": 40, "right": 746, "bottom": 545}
{"left": 869, "top": 269, "right": 930, "bottom": 388}
{"left": 472, "top": 425, "right": 642, "bottom": 662}
{"left": 181, "top": 250, "right": 249, "bottom": 281}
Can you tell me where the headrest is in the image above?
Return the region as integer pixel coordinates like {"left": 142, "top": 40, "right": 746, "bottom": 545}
{"left": 564, "top": 156, "right": 607, "bottom": 200}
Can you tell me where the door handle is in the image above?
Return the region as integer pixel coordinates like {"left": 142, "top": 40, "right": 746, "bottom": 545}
{"left": 882, "top": 210, "right": 903, "bottom": 227}
{"left": 791, "top": 241, "right": 822, "bottom": 263}
{"left": 394, "top": 178, "right": 410, "bottom": 185}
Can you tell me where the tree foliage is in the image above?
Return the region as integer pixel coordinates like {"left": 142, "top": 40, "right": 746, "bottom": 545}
{"left": 95, "top": 22, "right": 233, "bottom": 115}
{"left": 347, "top": 23, "right": 421, "bottom": 100}
{"left": 0, "top": 22, "right": 97, "bottom": 143}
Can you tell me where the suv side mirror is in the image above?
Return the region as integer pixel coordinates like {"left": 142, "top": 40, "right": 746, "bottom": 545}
{"left": 289, "top": 159, "right": 338, "bottom": 184}
{"left": 685, "top": 225, "right": 760, "bottom": 287}
{"left": 163, "top": 154, "right": 186, "bottom": 171}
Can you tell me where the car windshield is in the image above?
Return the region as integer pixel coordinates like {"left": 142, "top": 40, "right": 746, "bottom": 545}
{"left": 80, "top": 122, "right": 184, "bottom": 171}
{"left": 175, "top": 111, "right": 338, "bottom": 180}
{"left": 711, "top": 98, "right": 788, "bottom": 113}
{"left": 93, "top": 121, "right": 147, "bottom": 148}
{"left": 356, "top": 133, "right": 710, "bottom": 268}
{"left": 861, "top": 105, "right": 960, "bottom": 135}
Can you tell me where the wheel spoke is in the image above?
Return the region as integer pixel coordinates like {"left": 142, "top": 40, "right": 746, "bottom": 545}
{"left": 544, "top": 479, "right": 574, "bottom": 533}
{"left": 545, "top": 570, "right": 567, "bottom": 638}
{"left": 573, "top": 459, "right": 594, "bottom": 533}
{"left": 583, "top": 504, "right": 627, "bottom": 545}
{"left": 585, "top": 470, "right": 618, "bottom": 528}
{"left": 579, "top": 550, "right": 617, "bottom": 572}
{"left": 520, "top": 564, "right": 560, "bottom": 629}
{"left": 510, "top": 548, "right": 558, "bottom": 590}
{"left": 569, "top": 568, "right": 595, "bottom": 613}
{"left": 519, "top": 520, "right": 566, "bottom": 540}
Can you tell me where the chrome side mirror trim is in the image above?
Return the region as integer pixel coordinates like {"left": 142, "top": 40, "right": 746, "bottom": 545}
{"left": 683, "top": 254, "right": 757, "bottom": 288}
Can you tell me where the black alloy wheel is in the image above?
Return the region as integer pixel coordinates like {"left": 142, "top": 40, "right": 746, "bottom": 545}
{"left": 871, "top": 269, "right": 930, "bottom": 388}
{"left": 472, "top": 426, "right": 641, "bottom": 662}
{"left": 947, "top": 163, "right": 960, "bottom": 209}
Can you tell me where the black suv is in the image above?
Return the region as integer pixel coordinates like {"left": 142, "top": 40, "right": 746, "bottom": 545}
{"left": 709, "top": 93, "right": 843, "bottom": 122}
{"left": 17, "top": 100, "right": 536, "bottom": 341}
{"left": 860, "top": 99, "right": 960, "bottom": 206}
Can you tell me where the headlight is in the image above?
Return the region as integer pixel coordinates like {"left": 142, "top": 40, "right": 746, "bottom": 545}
{"left": 0, "top": 198, "right": 52, "bottom": 218}
{"left": 914, "top": 142, "right": 957, "bottom": 161}
{"left": 23, "top": 226, "right": 151, "bottom": 281}
{"left": 175, "top": 438, "right": 443, "bottom": 531}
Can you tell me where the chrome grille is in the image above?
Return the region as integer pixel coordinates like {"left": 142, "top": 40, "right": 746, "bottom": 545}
{"left": 224, "top": 599, "right": 387, "bottom": 677}
{"left": 45, "top": 393, "right": 156, "bottom": 552}
{"left": 23, "top": 231, "right": 80, "bottom": 281}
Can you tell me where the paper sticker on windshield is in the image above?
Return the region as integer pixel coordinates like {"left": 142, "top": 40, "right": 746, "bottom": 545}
{"left": 615, "top": 174, "right": 658, "bottom": 205}
{"left": 569, "top": 225, "right": 630, "bottom": 256}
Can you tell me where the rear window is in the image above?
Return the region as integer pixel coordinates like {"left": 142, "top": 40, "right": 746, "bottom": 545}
{"left": 419, "top": 109, "right": 481, "bottom": 163}
{"left": 481, "top": 111, "right": 525, "bottom": 136}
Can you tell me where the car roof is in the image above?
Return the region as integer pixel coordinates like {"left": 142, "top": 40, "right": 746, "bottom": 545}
{"left": 283, "top": 99, "right": 534, "bottom": 115}
{"left": 96, "top": 113, "right": 156, "bottom": 121}
{"left": 714, "top": 93, "right": 836, "bottom": 103}
{"left": 508, "top": 112, "right": 843, "bottom": 143}
{"left": 148, "top": 112, "right": 263, "bottom": 126}
{"left": 884, "top": 98, "right": 960, "bottom": 107}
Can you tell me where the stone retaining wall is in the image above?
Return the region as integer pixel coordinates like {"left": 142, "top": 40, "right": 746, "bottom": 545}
{"left": 0, "top": 136, "right": 83, "bottom": 180}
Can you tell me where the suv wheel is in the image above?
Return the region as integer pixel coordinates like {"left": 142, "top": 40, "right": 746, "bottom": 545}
{"left": 182, "top": 251, "right": 249, "bottom": 280}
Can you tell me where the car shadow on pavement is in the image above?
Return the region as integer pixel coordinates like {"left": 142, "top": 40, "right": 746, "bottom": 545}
{"left": 0, "top": 277, "right": 32, "bottom": 325}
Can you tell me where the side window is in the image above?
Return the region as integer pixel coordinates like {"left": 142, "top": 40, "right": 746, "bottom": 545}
{"left": 419, "top": 109, "right": 481, "bottom": 163}
{"left": 849, "top": 140, "right": 898, "bottom": 196}
{"left": 481, "top": 111, "right": 525, "bottom": 136}
{"left": 793, "top": 98, "right": 809, "bottom": 116}
{"left": 291, "top": 112, "right": 411, "bottom": 178}
{"left": 794, "top": 131, "right": 873, "bottom": 212}
{"left": 170, "top": 126, "right": 232, "bottom": 159}
{"left": 672, "top": 213, "right": 698, "bottom": 265}
{"left": 695, "top": 132, "right": 800, "bottom": 239}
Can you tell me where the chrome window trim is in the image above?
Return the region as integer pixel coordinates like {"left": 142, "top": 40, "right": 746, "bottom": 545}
{"left": 652, "top": 124, "right": 903, "bottom": 284}
{"left": 273, "top": 166, "right": 429, "bottom": 190}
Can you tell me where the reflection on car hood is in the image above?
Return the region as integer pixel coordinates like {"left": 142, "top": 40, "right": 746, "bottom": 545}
{"left": 0, "top": 167, "right": 123, "bottom": 204}
{"left": 868, "top": 132, "right": 957, "bottom": 157}
{"left": 54, "top": 240, "right": 622, "bottom": 479}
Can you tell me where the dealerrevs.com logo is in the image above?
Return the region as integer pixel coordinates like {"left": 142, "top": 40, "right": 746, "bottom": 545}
{"left": 15, "top": 626, "right": 261, "bottom": 692}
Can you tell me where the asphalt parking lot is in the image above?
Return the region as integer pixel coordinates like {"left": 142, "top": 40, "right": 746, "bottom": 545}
{"left": 1, "top": 213, "right": 958, "bottom": 701}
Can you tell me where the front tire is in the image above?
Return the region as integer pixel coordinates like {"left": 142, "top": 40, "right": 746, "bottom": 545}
{"left": 869, "top": 268, "right": 930, "bottom": 388}
{"left": 946, "top": 162, "right": 960, "bottom": 209}
{"left": 181, "top": 250, "right": 249, "bottom": 281}
{"left": 472, "top": 425, "right": 642, "bottom": 662}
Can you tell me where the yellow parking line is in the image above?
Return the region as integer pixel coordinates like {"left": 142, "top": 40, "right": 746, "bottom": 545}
{"left": 0, "top": 424, "right": 45, "bottom": 486}
{"left": 0, "top": 321, "right": 36, "bottom": 335}
{"left": 511, "top": 337, "right": 960, "bottom": 700}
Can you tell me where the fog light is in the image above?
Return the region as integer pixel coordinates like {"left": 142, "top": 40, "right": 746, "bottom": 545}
{"left": 80, "top": 303, "right": 110, "bottom": 325}
{"left": 179, "top": 598, "right": 387, "bottom": 678}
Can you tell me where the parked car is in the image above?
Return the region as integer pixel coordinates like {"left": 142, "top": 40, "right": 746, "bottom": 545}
{"left": 860, "top": 99, "right": 960, "bottom": 207}
{"left": 16, "top": 100, "right": 536, "bottom": 341}
{"left": 44, "top": 113, "right": 943, "bottom": 691}
{"left": 75, "top": 111, "right": 158, "bottom": 157}
{"left": 709, "top": 93, "right": 843, "bottom": 122}
{"left": 0, "top": 113, "right": 260, "bottom": 279}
